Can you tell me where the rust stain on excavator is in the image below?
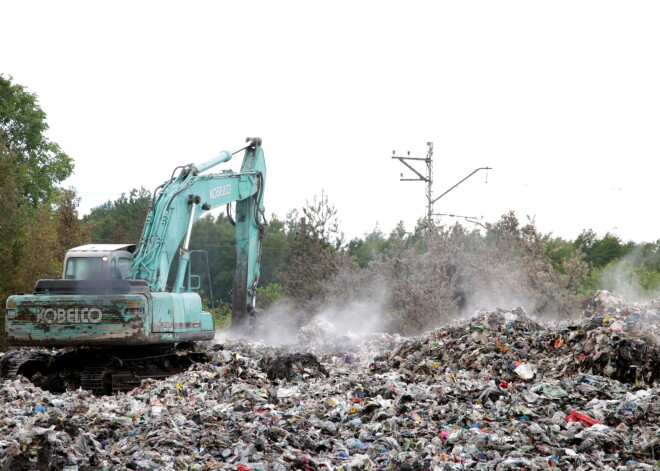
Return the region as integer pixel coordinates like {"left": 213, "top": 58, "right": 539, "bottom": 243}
{"left": 7, "top": 295, "right": 148, "bottom": 347}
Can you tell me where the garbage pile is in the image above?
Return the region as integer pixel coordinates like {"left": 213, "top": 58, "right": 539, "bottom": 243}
{"left": 0, "top": 291, "right": 658, "bottom": 470}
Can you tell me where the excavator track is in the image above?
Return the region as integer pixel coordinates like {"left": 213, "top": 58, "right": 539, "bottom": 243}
{"left": 0, "top": 346, "right": 213, "bottom": 395}
{"left": 3, "top": 358, "right": 27, "bottom": 379}
{"left": 81, "top": 365, "right": 110, "bottom": 394}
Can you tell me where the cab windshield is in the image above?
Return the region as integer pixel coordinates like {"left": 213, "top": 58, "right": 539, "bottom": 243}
{"left": 65, "top": 257, "right": 105, "bottom": 280}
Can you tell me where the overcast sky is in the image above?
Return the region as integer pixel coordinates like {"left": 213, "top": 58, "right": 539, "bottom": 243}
{"left": 3, "top": 1, "right": 659, "bottom": 243}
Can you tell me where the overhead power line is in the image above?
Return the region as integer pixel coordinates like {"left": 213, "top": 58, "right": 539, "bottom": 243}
{"left": 392, "top": 142, "right": 491, "bottom": 235}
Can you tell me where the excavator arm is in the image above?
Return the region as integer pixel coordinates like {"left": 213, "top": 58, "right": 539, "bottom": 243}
{"left": 130, "top": 137, "right": 266, "bottom": 329}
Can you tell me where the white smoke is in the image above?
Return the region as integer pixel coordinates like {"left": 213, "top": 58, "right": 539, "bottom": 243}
{"left": 226, "top": 278, "right": 392, "bottom": 347}
{"left": 597, "top": 247, "right": 660, "bottom": 303}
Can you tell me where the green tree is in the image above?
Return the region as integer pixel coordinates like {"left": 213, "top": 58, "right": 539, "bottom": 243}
{"left": 55, "top": 188, "right": 91, "bottom": 258}
{"left": 636, "top": 240, "right": 660, "bottom": 272}
{"left": 279, "top": 216, "right": 337, "bottom": 310}
{"left": 17, "top": 205, "right": 61, "bottom": 290}
{"left": 348, "top": 225, "right": 388, "bottom": 268}
{"left": 577, "top": 240, "right": 660, "bottom": 298}
{"left": 0, "top": 78, "right": 81, "bottom": 349}
{"left": 189, "top": 213, "right": 236, "bottom": 305}
{"left": 260, "top": 214, "right": 289, "bottom": 286}
{"left": 301, "top": 190, "right": 345, "bottom": 249}
{"left": 574, "top": 229, "right": 634, "bottom": 268}
{"left": 279, "top": 193, "right": 352, "bottom": 319}
{"left": 257, "top": 282, "right": 284, "bottom": 308}
{"left": 85, "top": 187, "right": 151, "bottom": 244}
{"left": 0, "top": 141, "right": 29, "bottom": 301}
{"left": 175, "top": 211, "right": 290, "bottom": 309}
{"left": 0, "top": 75, "right": 73, "bottom": 205}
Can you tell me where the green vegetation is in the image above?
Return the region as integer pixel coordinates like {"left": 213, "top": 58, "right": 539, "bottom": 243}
{"left": 207, "top": 303, "right": 232, "bottom": 330}
{"left": 257, "top": 283, "right": 284, "bottom": 308}
{"left": 0, "top": 75, "right": 73, "bottom": 206}
{"left": 84, "top": 188, "right": 151, "bottom": 244}
{"left": 0, "top": 77, "right": 85, "bottom": 350}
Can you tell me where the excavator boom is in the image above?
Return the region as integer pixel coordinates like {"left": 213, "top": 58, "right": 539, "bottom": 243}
{"left": 130, "top": 137, "right": 266, "bottom": 329}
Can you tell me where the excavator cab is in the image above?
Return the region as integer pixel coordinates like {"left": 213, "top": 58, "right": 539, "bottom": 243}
{"left": 63, "top": 244, "right": 136, "bottom": 280}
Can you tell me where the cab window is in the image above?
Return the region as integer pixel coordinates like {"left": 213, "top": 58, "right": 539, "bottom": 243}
{"left": 65, "top": 257, "right": 104, "bottom": 280}
{"left": 117, "top": 257, "right": 132, "bottom": 278}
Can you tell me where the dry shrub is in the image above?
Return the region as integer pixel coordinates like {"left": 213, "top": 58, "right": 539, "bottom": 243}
{"left": 367, "top": 232, "right": 461, "bottom": 334}
{"left": 278, "top": 208, "right": 587, "bottom": 336}
{"left": 365, "top": 212, "right": 587, "bottom": 335}
{"left": 279, "top": 217, "right": 357, "bottom": 323}
{"left": 474, "top": 212, "right": 587, "bottom": 320}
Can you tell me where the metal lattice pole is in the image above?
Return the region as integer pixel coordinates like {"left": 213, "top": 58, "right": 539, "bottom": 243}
{"left": 392, "top": 142, "right": 434, "bottom": 236}
{"left": 393, "top": 142, "right": 491, "bottom": 236}
{"left": 425, "top": 142, "right": 434, "bottom": 231}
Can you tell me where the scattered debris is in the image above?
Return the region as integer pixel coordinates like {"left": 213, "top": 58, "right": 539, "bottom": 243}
{"left": 262, "top": 352, "right": 329, "bottom": 381}
{"left": 0, "top": 291, "right": 658, "bottom": 470}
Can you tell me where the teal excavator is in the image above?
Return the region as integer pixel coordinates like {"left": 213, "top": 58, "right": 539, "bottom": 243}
{"left": 3, "top": 137, "right": 266, "bottom": 393}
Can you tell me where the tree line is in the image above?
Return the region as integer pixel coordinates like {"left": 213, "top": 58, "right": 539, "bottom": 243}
{"left": 2, "top": 75, "right": 659, "bottom": 343}
{"left": 49, "top": 187, "right": 660, "bottom": 334}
